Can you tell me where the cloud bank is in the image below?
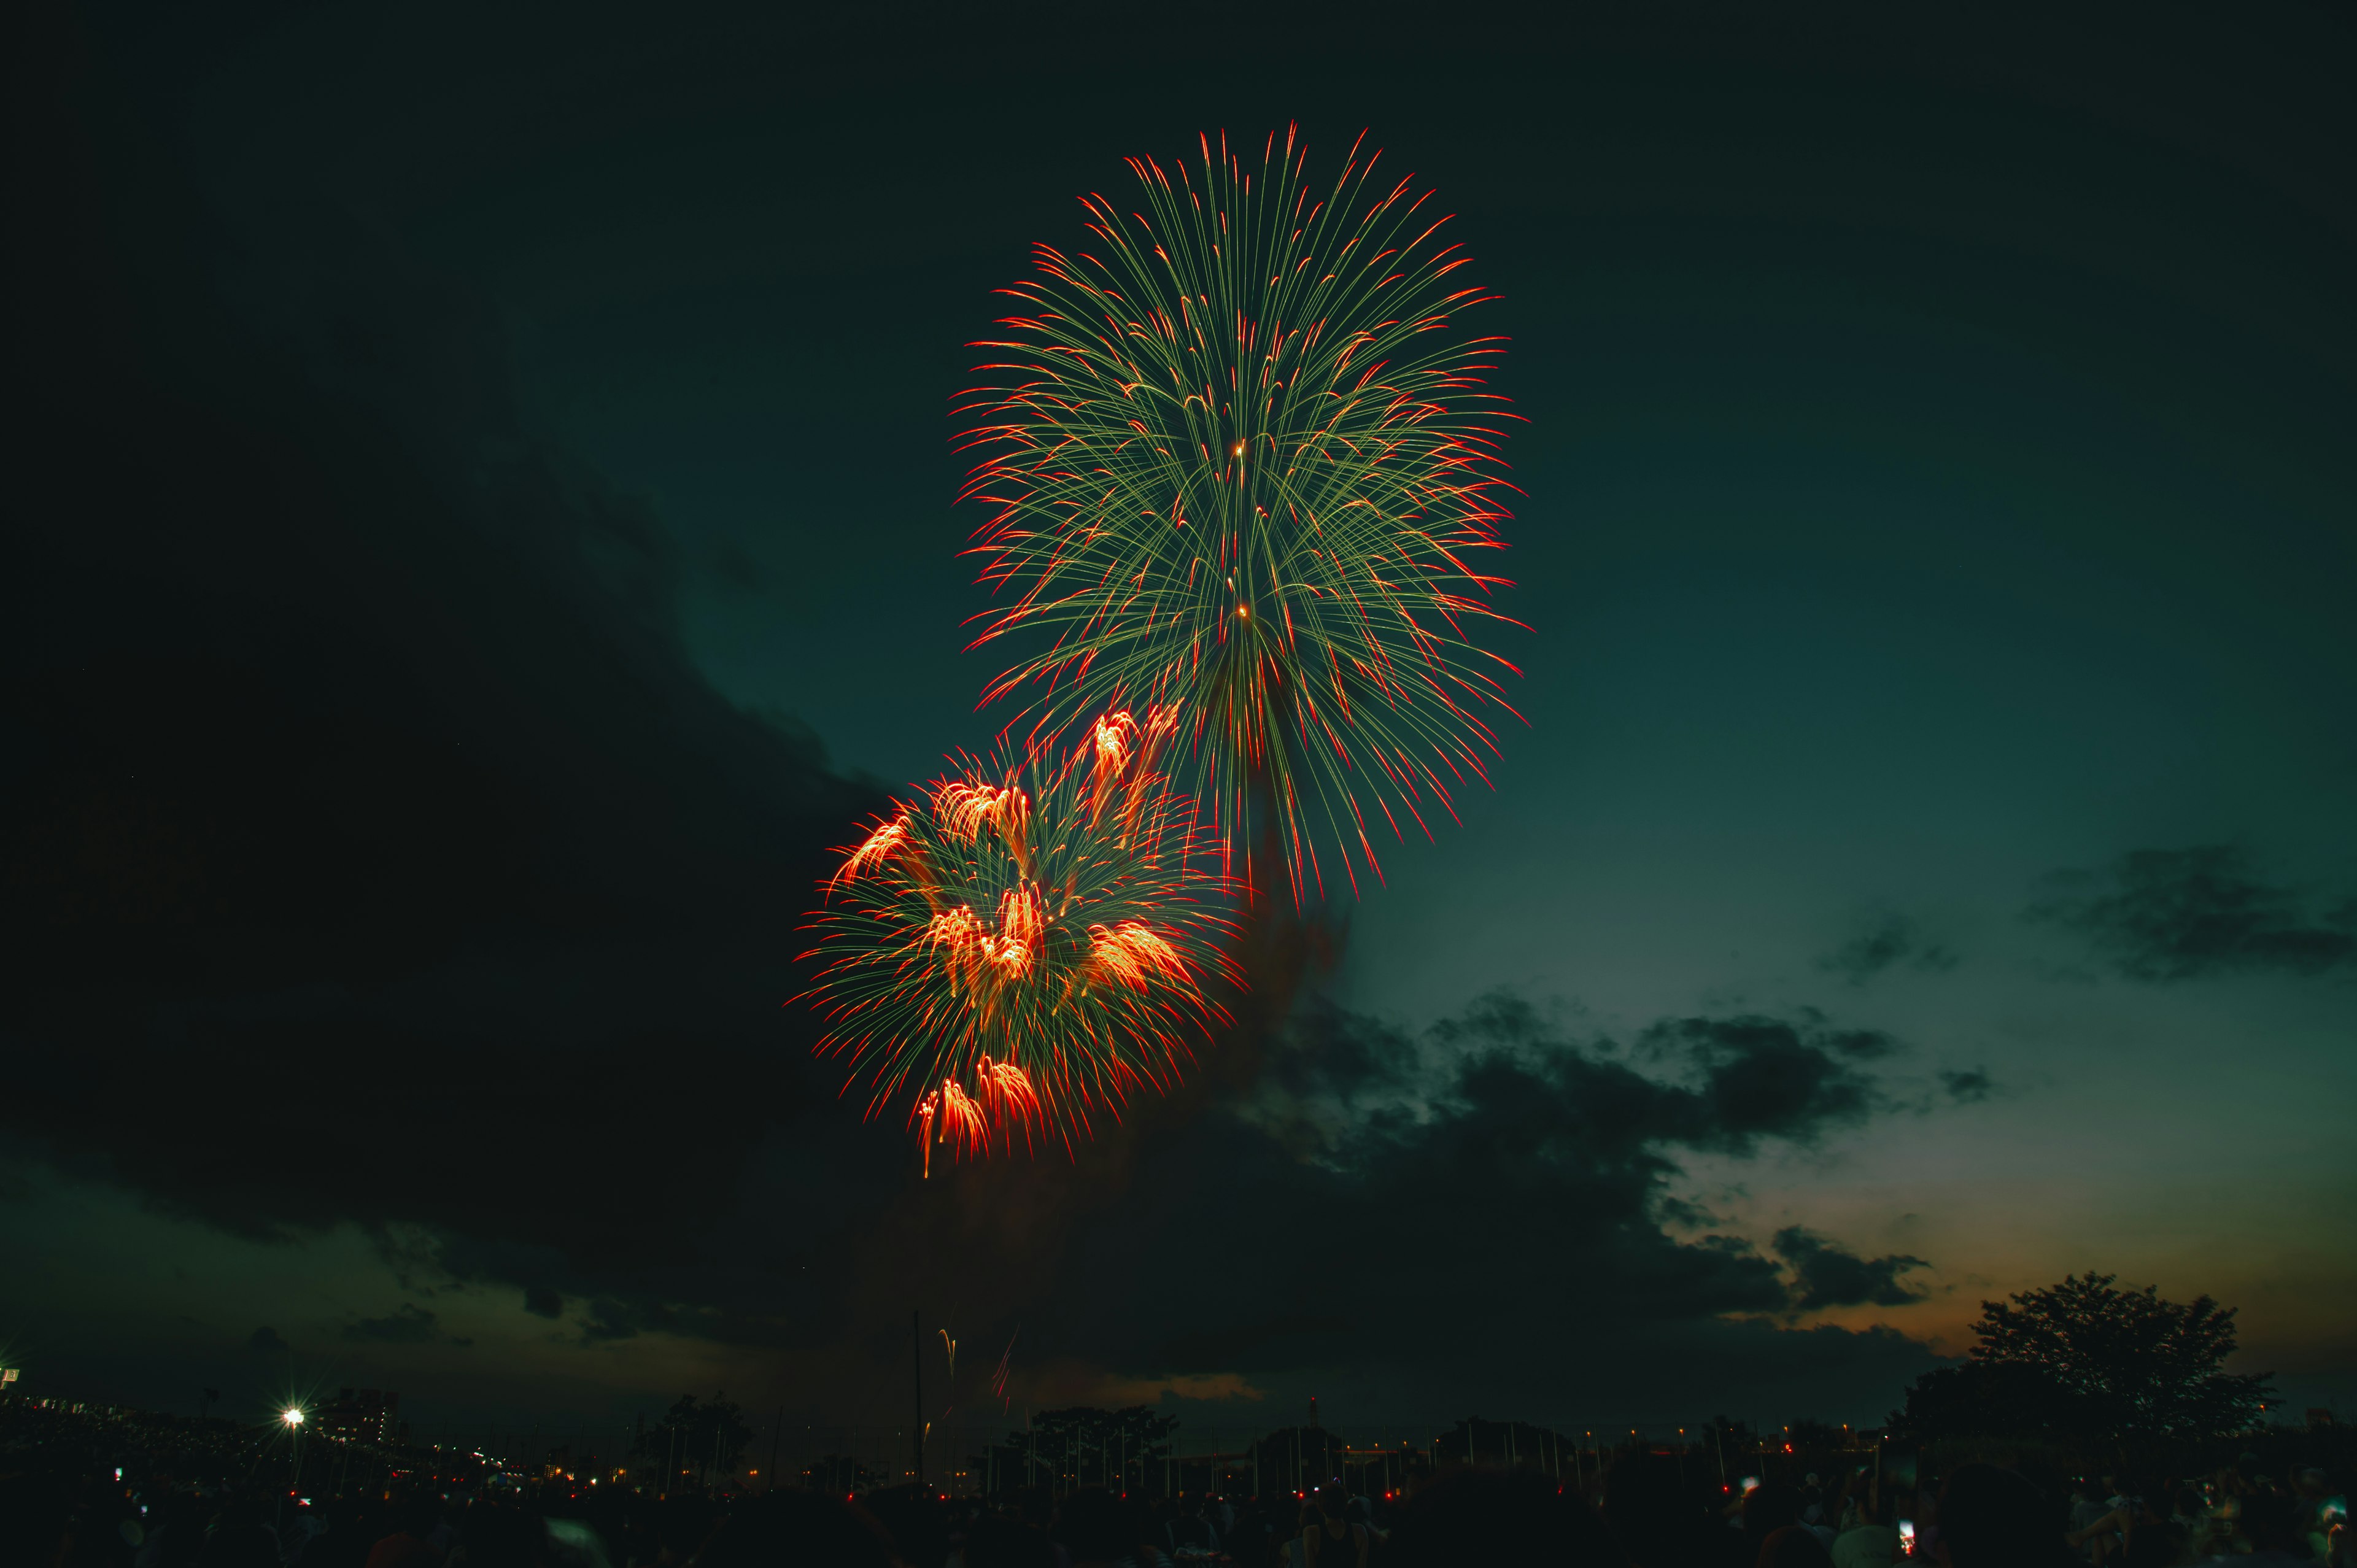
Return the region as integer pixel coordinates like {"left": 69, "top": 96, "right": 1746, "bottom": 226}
{"left": 2031, "top": 847, "right": 2356, "bottom": 981}
{"left": 1818, "top": 913, "right": 1959, "bottom": 985}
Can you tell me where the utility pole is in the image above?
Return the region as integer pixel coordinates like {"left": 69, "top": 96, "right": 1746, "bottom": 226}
{"left": 769, "top": 1407, "right": 784, "bottom": 1492}
{"left": 911, "top": 1309, "right": 924, "bottom": 1488}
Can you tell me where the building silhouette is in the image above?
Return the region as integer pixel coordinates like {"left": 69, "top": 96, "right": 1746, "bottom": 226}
{"left": 314, "top": 1387, "right": 399, "bottom": 1445}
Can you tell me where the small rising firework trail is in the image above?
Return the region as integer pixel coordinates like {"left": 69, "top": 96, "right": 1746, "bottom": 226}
{"left": 800, "top": 709, "right": 1239, "bottom": 1165}
{"left": 992, "top": 1328, "right": 1019, "bottom": 1413}
{"left": 958, "top": 124, "right": 1527, "bottom": 902}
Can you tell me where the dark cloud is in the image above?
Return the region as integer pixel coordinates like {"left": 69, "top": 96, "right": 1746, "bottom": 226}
{"left": 322, "top": 989, "right": 1940, "bottom": 1419}
{"left": 1938, "top": 1068, "right": 1995, "bottom": 1103}
{"left": 2, "top": 77, "right": 888, "bottom": 1289}
{"left": 523, "top": 1288, "right": 563, "bottom": 1320}
{"left": 2030, "top": 847, "right": 2356, "bottom": 981}
{"left": 1633, "top": 1013, "right": 1892, "bottom": 1143}
{"left": 554, "top": 1296, "right": 749, "bottom": 1349}
{"left": 578, "top": 1302, "right": 643, "bottom": 1344}
{"left": 247, "top": 1327, "right": 288, "bottom": 1354}
{"left": 344, "top": 1305, "right": 443, "bottom": 1345}
{"left": 710, "top": 538, "right": 765, "bottom": 593}
{"left": 1773, "top": 1227, "right": 1930, "bottom": 1310}
{"left": 972, "top": 994, "right": 1947, "bottom": 1413}
{"left": 1817, "top": 914, "right": 1959, "bottom": 985}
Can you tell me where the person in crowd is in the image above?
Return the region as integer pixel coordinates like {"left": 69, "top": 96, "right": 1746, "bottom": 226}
{"left": 197, "top": 1494, "right": 284, "bottom": 1568}
{"left": 2065, "top": 1500, "right": 2120, "bottom": 1561}
{"left": 1829, "top": 1480, "right": 1901, "bottom": 1568}
{"left": 1756, "top": 1524, "right": 1833, "bottom": 1568}
{"left": 1058, "top": 1488, "right": 1170, "bottom": 1568}
{"left": 697, "top": 1491, "right": 897, "bottom": 1568}
{"left": 2, "top": 1472, "right": 78, "bottom": 1568}
{"left": 1301, "top": 1484, "right": 1368, "bottom": 1568}
{"left": 2293, "top": 1469, "right": 2337, "bottom": 1560}
{"left": 2234, "top": 1490, "right": 2324, "bottom": 1567}
{"left": 1388, "top": 1467, "right": 1630, "bottom": 1567}
{"left": 2162, "top": 1481, "right": 2216, "bottom": 1559}
{"left": 1932, "top": 1462, "right": 2078, "bottom": 1568}
{"left": 1129, "top": 1497, "right": 1177, "bottom": 1568}
{"left": 1798, "top": 1478, "right": 1843, "bottom": 1556}
{"left": 1223, "top": 1499, "right": 1279, "bottom": 1568}
{"left": 1813, "top": 1470, "right": 1862, "bottom": 1545}
{"left": 1739, "top": 1482, "right": 1805, "bottom": 1566}
{"left": 1345, "top": 1489, "right": 1390, "bottom": 1550}
{"left": 1598, "top": 1446, "right": 1719, "bottom": 1567}
{"left": 962, "top": 1509, "right": 1061, "bottom": 1568}
{"left": 1275, "top": 1498, "right": 1322, "bottom": 1568}
{"left": 2068, "top": 1480, "right": 2111, "bottom": 1542}
{"left": 1167, "top": 1494, "right": 1220, "bottom": 1556}
{"left": 360, "top": 1489, "right": 444, "bottom": 1568}
{"left": 2067, "top": 1476, "right": 2164, "bottom": 1565}
{"left": 134, "top": 1491, "right": 212, "bottom": 1568}
{"left": 449, "top": 1504, "right": 548, "bottom": 1568}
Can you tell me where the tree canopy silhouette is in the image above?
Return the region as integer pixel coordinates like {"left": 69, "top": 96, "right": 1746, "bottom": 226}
{"left": 633, "top": 1392, "right": 757, "bottom": 1488}
{"left": 989, "top": 1406, "right": 1175, "bottom": 1492}
{"left": 1893, "top": 1272, "right": 2272, "bottom": 1440}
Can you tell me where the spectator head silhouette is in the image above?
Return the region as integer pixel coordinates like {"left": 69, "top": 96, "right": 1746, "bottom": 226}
{"left": 962, "top": 1510, "right": 1057, "bottom": 1568}
{"left": 2240, "top": 1491, "right": 2305, "bottom": 1556}
{"left": 1763, "top": 1527, "right": 1829, "bottom": 1566}
{"left": 1935, "top": 1462, "right": 2075, "bottom": 1568}
{"left": 2119, "top": 1524, "right": 2179, "bottom": 1568}
{"left": 1600, "top": 1446, "right": 1697, "bottom": 1561}
{"left": 1057, "top": 1487, "right": 1136, "bottom": 1568}
{"left": 698, "top": 1493, "right": 894, "bottom": 1568}
{"left": 1744, "top": 1481, "right": 1803, "bottom": 1542}
{"left": 458, "top": 1504, "right": 548, "bottom": 1568}
{"left": 1759, "top": 1523, "right": 1834, "bottom": 1567}
{"left": 1390, "top": 1466, "right": 1630, "bottom": 1567}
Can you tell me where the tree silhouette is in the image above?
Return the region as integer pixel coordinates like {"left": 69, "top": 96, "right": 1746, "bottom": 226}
{"left": 1894, "top": 1272, "right": 2272, "bottom": 1440}
{"left": 805, "top": 1454, "right": 877, "bottom": 1494}
{"left": 999, "top": 1406, "right": 1175, "bottom": 1491}
{"left": 632, "top": 1392, "right": 757, "bottom": 1489}
{"left": 1889, "top": 1361, "right": 2057, "bottom": 1440}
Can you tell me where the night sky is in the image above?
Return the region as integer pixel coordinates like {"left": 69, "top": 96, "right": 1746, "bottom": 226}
{"left": 7, "top": 0, "right": 2353, "bottom": 1446}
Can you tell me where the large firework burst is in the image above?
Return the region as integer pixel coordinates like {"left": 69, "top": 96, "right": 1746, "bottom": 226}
{"left": 959, "top": 125, "right": 1525, "bottom": 900}
{"left": 800, "top": 708, "right": 1237, "bottom": 1167}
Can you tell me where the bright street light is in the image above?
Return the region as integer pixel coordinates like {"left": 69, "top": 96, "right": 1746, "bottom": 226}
{"left": 284, "top": 1408, "right": 304, "bottom": 1427}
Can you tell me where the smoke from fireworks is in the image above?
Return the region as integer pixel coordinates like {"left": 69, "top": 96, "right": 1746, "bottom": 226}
{"left": 959, "top": 125, "right": 1524, "bottom": 901}
{"left": 800, "top": 708, "right": 1238, "bottom": 1163}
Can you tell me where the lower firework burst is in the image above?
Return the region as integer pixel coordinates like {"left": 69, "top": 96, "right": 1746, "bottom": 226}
{"left": 800, "top": 708, "right": 1238, "bottom": 1168}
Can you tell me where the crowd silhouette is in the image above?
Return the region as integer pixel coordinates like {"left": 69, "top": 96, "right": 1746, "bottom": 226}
{"left": 7, "top": 1407, "right": 2350, "bottom": 1568}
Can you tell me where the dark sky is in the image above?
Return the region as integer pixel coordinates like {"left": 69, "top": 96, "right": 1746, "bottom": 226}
{"left": 6, "top": 0, "right": 2353, "bottom": 1449}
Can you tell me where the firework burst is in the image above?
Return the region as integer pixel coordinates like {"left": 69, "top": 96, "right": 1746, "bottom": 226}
{"left": 959, "top": 125, "right": 1526, "bottom": 901}
{"left": 801, "top": 708, "right": 1237, "bottom": 1164}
